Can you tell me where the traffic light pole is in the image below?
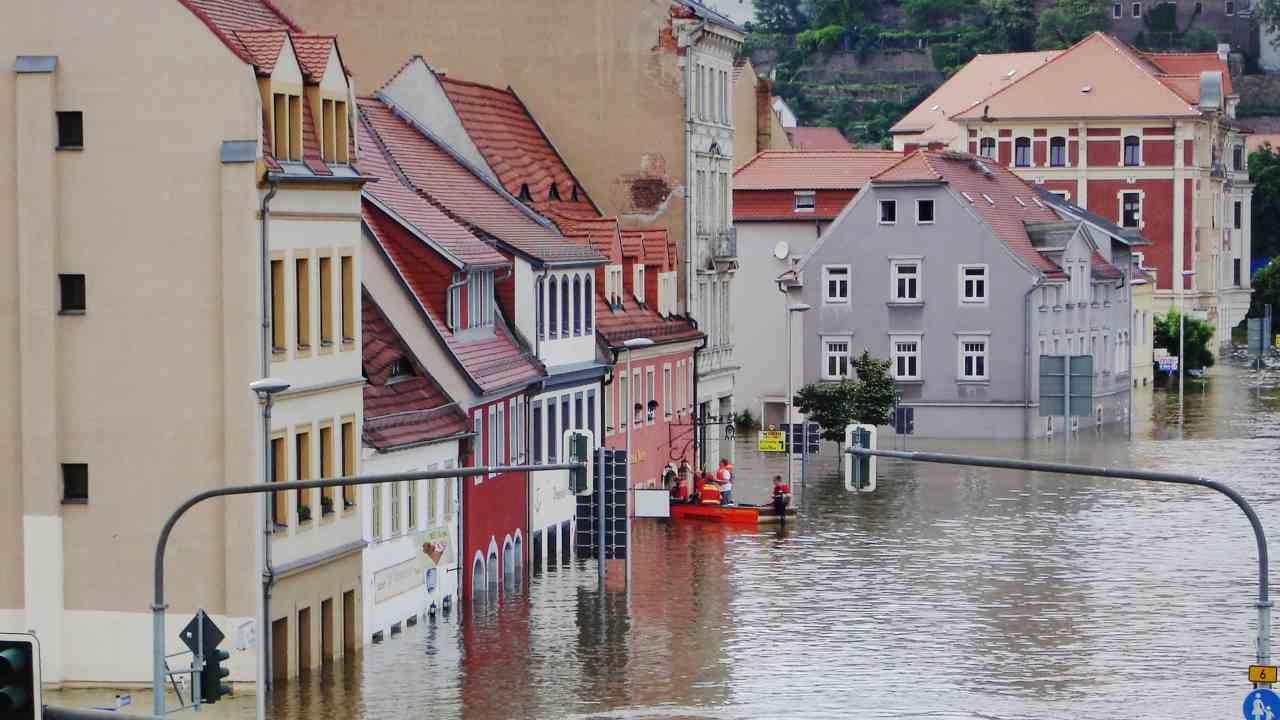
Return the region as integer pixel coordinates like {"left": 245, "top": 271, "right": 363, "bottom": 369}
{"left": 151, "top": 462, "right": 585, "bottom": 718}
{"left": 845, "top": 445, "right": 1272, "bottom": 677}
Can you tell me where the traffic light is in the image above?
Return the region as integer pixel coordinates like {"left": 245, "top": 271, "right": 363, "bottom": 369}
{"left": 200, "top": 643, "right": 231, "bottom": 705}
{"left": 564, "top": 429, "right": 594, "bottom": 495}
{"left": 844, "top": 424, "right": 877, "bottom": 493}
{"left": 0, "top": 632, "right": 41, "bottom": 720}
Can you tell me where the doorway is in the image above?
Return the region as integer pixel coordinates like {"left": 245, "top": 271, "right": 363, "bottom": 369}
{"left": 320, "top": 598, "right": 334, "bottom": 663}
{"left": 271, "top": 618, "right": 288, "bottom": 680}
{"left": 342, "top": 590, "right": 356, "bottom": 654}
{"left": 297, "top": 606, "right": 311, "bottom": 675}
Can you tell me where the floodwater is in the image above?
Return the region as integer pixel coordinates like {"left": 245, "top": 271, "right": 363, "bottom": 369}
{"left": 49, "top": 363, "right": 1280, "bottom": 718}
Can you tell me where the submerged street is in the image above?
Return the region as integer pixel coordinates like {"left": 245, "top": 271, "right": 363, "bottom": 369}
{"left": 51, "top": 364, "right": 1280, "bottom": 718}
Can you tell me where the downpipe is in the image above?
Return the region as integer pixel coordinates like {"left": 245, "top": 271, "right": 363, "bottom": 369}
{"left": 257, "top": 180, "right": 278, "bottom": 713}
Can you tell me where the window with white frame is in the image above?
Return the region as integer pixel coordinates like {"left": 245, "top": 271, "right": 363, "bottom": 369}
{"left": 1050, "top": 136, "right": 1067, "bottom": 167}
{"left": 879, "top": 199, "right": 897, "bottom": 224}
{"left": 891, "top": 260, "right": 921, "bottom": 302}
{"left": 823, "top": 339, "right": 851, "bottom": 380}
{"left": 979, "top": 138, "right": 996, "bottom": 159}
{"left": 634, "top": 264, "right": 646, "bottom": 305}
{"left": 891, "top": 336, "right": 921, "bottom": 380}
{"left": 646, "top": 367, "right": 656, "bottom": 423}
{"left": 605, "top": 265, "right": 623, "bottom": 307}
{"left": 663, "top": 365, "right": 672, "bottom": 418}
{"left": 958, "top": 336, "right": 989, "bottom": 381}
{"left": 467, "top": 270, "right": 495, "bottom": 329}
{"left": 794, "top": 191, "right": 816, "bottom": 213}
{"left": 823, "top": 265, "right": 850, "bottom": 303}
{"left": 960, "top": 264, "right": 987, "bottom": 303}
{"left": 1121, "top": 192, "right": 1141, "bottom": 228}
{"left": 1014, "top": 137, "right": 1031, "bottom": 167}
{"left": 916, "top": 199, "right": 934, "bottom": 224}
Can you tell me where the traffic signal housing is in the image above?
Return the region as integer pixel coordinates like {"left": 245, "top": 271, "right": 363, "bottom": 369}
{"left": 200, "top": 645, "right": 231, "bottom": 705}
{"left": 0, "top": 632, "right": 41, "bottom": 720}
{"left": 844, "top": 424, "right": 877, "bottom": 493}
{"left": 564, "top": 429, "right": 594, "bottom": 496}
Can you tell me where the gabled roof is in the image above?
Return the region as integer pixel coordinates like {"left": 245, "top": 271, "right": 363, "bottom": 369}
{"left": 890, "top": 50, "right": 1061, "bottom": 142}
{"left": 291, "top": 34, "right": 337, "bottom": 80}
{"left": 178, "top": 0, "right": 300, "bottom": 65}
{"left": 358, "top": 95, "right": 604, "bottom": 267}
{"left": 784, "top": 126, "right": 852, "bottom": 150}
{"left": 870, "top": 150, "right": 1063, "bottom": 275}
{"left": 356, "top": 112, "right": 507, "bottom": 269}
{"left": 734, "top": 149, "right": 902, "bottom": 190}
{"left": 1142, "top": 51, "right": 1234, "bottom": 96}
{"left": 951, "top": 33, "right": 1205, "bottom": 121}
{"left": 362, "top": 202, "right": 544, "bottom": 396}
{"left": 362, "top": 290, "right": 469, "bottom": 451}
{"left": 230, "top": 28, "right": 287, "bottom": 74}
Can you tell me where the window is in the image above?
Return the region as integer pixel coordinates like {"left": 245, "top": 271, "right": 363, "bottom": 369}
{"left": 428, "top": 476, "right": 439, "bottom": 526}
{"left": 532, "top": 400, "right": 543, "bottom": 463}
{"left": 56, "top": 111, "right": 84, "bottom": 149}
{"left": 335, "top": 100, "right": 349, "bottom": 164}
{"left": 273, "top": 93, "right": 289, "bottom": 159}
{"left": 371, "top": 484, "right": 382, "bottom": 540}
{"left": 1235, "top": 258, "right": 1243, "bottom": 286}
{"left": 1014, "top": 137, "right": 1031, "bottom": 167}
{"left": 1113, "top": 2, "right": 1122, "bottom": 17}
{"left": 340, "top": 255, "right": 354, "bottom": 344}
{"left": 1226, "top": 0, "right": 1235, "bottom": 14}
{"left": 561, "top": 396, "right": 571, "bottom": 447}
{"left": 892, "top": 337, "right": 921, "bottom": 380}
{"left": 916, "top": 199, "right": 935, "bottom": 224}
{"left": 548, "top": 276, "right": 558, "bottom": 337}
{"left": 634, "top": 265, "right": 646, "bottom": 305}
{"left": 823, "top": 339, "right": 850, "bottom": 380}
{"left": 388, "top": 357, "right": 413, "bottom": 381}
{"left": 1131, "top": 1, "right": 1141, "bottom": 16}
{"left": 620, "top": 370, "right": 629, "bottom": 435}
{"left": 390, "top": 481, "right": 401, "bottom": 536}
{"left": 536, "top": 277, "right": 545, "bottom": 340}
{"left": 322, "top": 99, "right": 336, "bottom": 161}
{"left": 341, "top": 419, "right": 356, "bottom": 509}
{"left": 467, "top": 270, "right": 495, "bottom": 329}
{"left": 979, "top": 137, "right": 996, "bottom": 159}
{"left": 406, "top": 479, "right": 417, "bottom": 529}
{"left": 1123, "top": 135, "right": 1140, "bottom": 166}
{"left": 823, "top": 265, "right": 850, "bottom": 303}
{"left": 295, "top": 428, "right": 312, "bottom": 522}
{"left": 879, "top": 199, "right": 897, "bottom": 224}
{"left": 1121, "top": 192, "right": 1141, "bottom": 228}
{"left": 961, "top": 265, "right": 987, "bottom": 303}
{"left": 547, "top": 400, "right": 558, "bottom": 463}
{"left": 320, "top": 424, "right": 335, "bottom": 515}
{"left": 646, "top": 367, "right": 656, "bottom": 423}
{"left": 959, "top": 338, "right": 989, "bottom": 381}
{"left": 892, "top": 260, "right": 921, "bottom": 302}
{"left": 444, "top": 469, "right": 455, "bottom": 521}
{"left": 271, "top": 259, "right": 285, "bottom": 352}
{"left": 1050, "top": 137, "right": 1066, "bottom": 167}
{"left": 574, "top": 392, "right": 584, "bottom": 430}
{"left": 1233, "top": 144, "right": 1244, "bottom": 171}
{"left": 270, "top": 436, "right": 287, "bottom": 528}
{"left": 318, "top": 256, "right": 333, "bottom": 346}
{"left": 61, "top": 463, "right": 88, "bottom": 504}
{"left": 573, "top": 275, "right": 582, "bottom": 335}
{"left": 472, "top": 413, "right": 482, "bottom": 466}
{"left": 604, "top": 379, "right": 613, "bottom": 435}
{"left": 497, "top": 402, "right": 506, "bottom": 465}
{"left": 1235, "top": 200, "right": 1243, "bottom": 229}
{"left": 794, "top": 191, "right": 816, "bottom": 213}
{"left": 585, "top": 275, "right": 594, "bottom": 333}
{"left": 632, "top": 370, "right": 642, "bottom": 427}
{"left": 605, "top": 265, "right": 623, "bottom": 307}
{"left": 59, "top": 273, "right": 85, "bottom": 314}
{"left": 562, "top": 276, "right": 571, "bottom": 335}
{"left": 288, "top": 95, "right": 302, "bottom": 161}
{"left": 510, "top": 398, "right": 519, "bottom": 463}
{"left": 587, "top": 389, "right": 597, "bottom": 436}
{"left": 663, "top": 366, "right": 673, "bottom": 419}
{"left": 295, "top": 256, "right": 311, "bottom": 350}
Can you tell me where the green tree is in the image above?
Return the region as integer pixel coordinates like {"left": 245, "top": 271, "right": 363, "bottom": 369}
{"left": 811, "top": 0, "right": 880, "bottom": 28}
{"left": 753, "top": 0, "right": 809, "bottom": 32}
{"left": 1249, "top": 145, "right": 1280, "bottom": 262}
{"left": 1248, "top": 260, "right": 1280, "bottom": 324}
{"left": 902, "top": 0, "right": 969, "bottom": 31}
{"left": 979, "top": 0, "right": 1038, "bottom": 51}
{"left": 1153, "top": 308, "right": 1217, "bottom": 371}
{"left": 793, "top": 351, "right": 899, "bottom": 442}
{"left": 1035, "top": 0, "right": 1112, "bottom": 49}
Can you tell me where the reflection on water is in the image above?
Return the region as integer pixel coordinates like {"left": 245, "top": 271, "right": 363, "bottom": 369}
{"left": 47, "top": 364, "right": 1280, "bottom": 719}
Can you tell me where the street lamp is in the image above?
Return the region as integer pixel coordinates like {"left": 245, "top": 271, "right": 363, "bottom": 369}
{"left": 1178, "top": 268, "right": 1195, "bottom": 427}
{"left": 785, "top": 303, "right": 811, "bottom": 493}
{"left": 249, "top": 377, "right": 288, "bottom": 720}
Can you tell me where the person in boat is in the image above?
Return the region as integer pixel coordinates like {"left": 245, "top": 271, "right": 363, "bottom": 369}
{"left": 669, "top": 476, "right": 689, "bottom": 503}
{"left": 691, "top": 467, "right": 706, "bottom": 504}
{"left": 699, "top": 471, "right": 722, "bottom": 505}
{"left": 771, "top": 474, "right": 791, "bottom": 519}
{"left": 716, "top": 458, "right": 734, "bottom": 505}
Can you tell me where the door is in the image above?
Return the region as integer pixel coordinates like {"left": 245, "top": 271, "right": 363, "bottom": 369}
{"left": 342, "top": 590, "right": 356, "bottom": 654}
{"left": 320, "top": 598, "right": 334, "bottom": 663}
{"left": 271, "top": 618, "right": 288, "bottom": 680}
{"left": 297, "top": 606, "right": 312, "bottom": 675}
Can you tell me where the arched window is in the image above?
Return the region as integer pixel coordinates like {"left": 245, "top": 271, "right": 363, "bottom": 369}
{"left": 536, "top": 277, "right": 545, "bottom": 340}
{"left": 548, "top": 276, "right": 558, "bottom": 338}
{"left": 472, "top": 555, "right": 484, "bottom": 601}
{"left": 1049, "top": 137, "right": 1066, "bottom": 167}
{"left": 573, "top": 275, "right": 582, "bottom": 335}
{"left": 584, "top": 275, "right": 594, "bottom": 334}
{"left": 1014, "top": 137, "right": 1031, "bottom": 167}
{"left": 503, "top": 538, "right": 515, "bottom": 591}
{"left": 486, "top": 549, "right": 499, "bottom": 596}
{"left": 1123, "top": 135, "right": 1140, "bottom": 166}
{"left": 979, "top": 137, "right": 996, "bottom": 159}
{"left": 561, "top": 276, "right": 570, "bottom": 336}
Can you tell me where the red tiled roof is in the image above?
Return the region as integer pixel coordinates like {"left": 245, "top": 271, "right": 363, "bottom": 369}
{"left": 363, "top": 290, "right": 468, "bottom": 451}
{"left": 734, "top": 149, "right": 902, "bottom": 191}
{"left": 230, "top": 29, "right": 287, "bottom": 74}
{"left": 1142, "top": 51, "right": 1233, "bottom": 95}
{"left": 300, "top": 99, "right": 332, "bottom": 176}
{"left": 784, "top": 126, "right": 852, "bottom": 150}
{"left": 291, "top": 34, "right": 335, "bottom": 80}
{"left": 358, "top": 96, "right": 603, "bottom": 266}
{"left": 594, "top": 294, "right": 704, "bottom": 347}
{"left": 178, "top": 0, "right": 299, "bottom": 65}
{"left": 356, "top": 112, "right": 507, "bottom": 268}
{"left": 872, "top": 151, "right": 1062, "bottom": 274}
{"left": 363, "top": 203, "right": 544, "bottom": 395}
{"left": 1090, "top": 250, "right": 1124, "bottom": 280}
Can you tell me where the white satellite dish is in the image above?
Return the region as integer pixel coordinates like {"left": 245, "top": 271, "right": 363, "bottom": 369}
{"left": 773, "top": 241, "right": 790, "bottom": 260}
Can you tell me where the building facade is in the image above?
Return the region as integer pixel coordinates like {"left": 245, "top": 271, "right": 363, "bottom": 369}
{"left": 786, "top": 151, "right": 1133, "bottom": 438}
{"left": 894, "top": 33, "right": 1252, "bottom": 345}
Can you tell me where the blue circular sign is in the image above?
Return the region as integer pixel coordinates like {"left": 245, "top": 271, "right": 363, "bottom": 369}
{"left": 1244, "top": 688, "right": 1280, "bottom": 720}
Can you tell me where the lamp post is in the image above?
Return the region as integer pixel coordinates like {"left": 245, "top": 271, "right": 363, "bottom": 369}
{"left": 1178, "top": 269, "right": 1195, "bottom": 428}
{"left": 785, "top": 303, "right": 811, "bottom": 493}
{"left": 248, "top": 377, "right": 289, "bottom": 720}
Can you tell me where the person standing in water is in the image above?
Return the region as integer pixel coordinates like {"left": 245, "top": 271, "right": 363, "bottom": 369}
{"left": 771, "top": 475, "right": 791, "bottom": 523}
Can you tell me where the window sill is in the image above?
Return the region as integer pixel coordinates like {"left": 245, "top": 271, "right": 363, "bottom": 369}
{"left": 886, "top": 301, "right": 924, "bottom": 308}
{"left": 1038, "top": 305, "right": 1049, "bottom": 313}
{"left": 58, "top": 309, "right": 86, "bottom": 316}
{"left": 56, "top": 145, "right": 84, "bottom": 152}
{"left": 960, "top": 299, "right": 987, "bottom": 306}
{"left": 956, "top": 379, "right": 990, "bottom": 385}
{"left": 320, "top": 339, "right": 335, "bottom": 348}
{"left": 61, "top": 497, "right": 88, "bottom": 505}
{"left": 894, "top": 378, "right": 923, "bottom": 385}
{"left": 272, "top": 523, "right": 289, "bottom": 535}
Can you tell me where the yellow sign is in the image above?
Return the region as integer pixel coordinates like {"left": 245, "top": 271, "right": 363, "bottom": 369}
{"left": 1250, "top": 665, "right": 1278, "bottom": 683}
{"left": 757, "top": 430, "right": 786, "bottom": 453}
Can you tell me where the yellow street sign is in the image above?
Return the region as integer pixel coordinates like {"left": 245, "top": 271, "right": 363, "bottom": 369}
{"left": 757, "top": 430, "right": 786, "bottom": 453}
{"left": 1250, "top": 665, "right": 1278, "bottom": 683}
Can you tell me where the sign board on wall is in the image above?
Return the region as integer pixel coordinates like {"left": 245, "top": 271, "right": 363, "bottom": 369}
{"left": 372, "top": 526, "right": 453, "bottom": 604}
{"left": 757, "top": 430, "right": 786, "bottom": 452}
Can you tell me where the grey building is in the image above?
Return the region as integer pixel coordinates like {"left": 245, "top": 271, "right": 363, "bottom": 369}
{"left": 782, "top": 151, "right": 1133, "bottom": 439}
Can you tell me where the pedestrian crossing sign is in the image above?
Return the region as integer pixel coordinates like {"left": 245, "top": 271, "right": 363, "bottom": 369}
{"left": 1244, "top": 688, "right": 1280, "bottom": 720}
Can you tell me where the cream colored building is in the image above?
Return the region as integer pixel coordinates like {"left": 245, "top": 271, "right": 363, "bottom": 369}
{"left": 2, "top": 0, "right": 365, "bottom": 687}
{"left": 1132, "top": 265, "right": 1157, "bottom": 388}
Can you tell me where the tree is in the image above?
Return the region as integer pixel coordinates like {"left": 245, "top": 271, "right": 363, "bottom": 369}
{"left": 902, "top": 0, "right": 969, "bottom": 31}
{"left": 1257, "top": 0, "right": 1280, "bottom": 47}
{"left": 1035, "top": 0, "right": 1112, "bottom": 49}
{"left": 793, "top": 351, "right": 899, "bottom": 442}
{"left": 753, "top": 0, "right": 809, "bottom": 32}
{"left": 1153, "top": 308, "right": 1217, "bottom": 372}
{"left": 1249, "top": 145, "right": 1280, "bottom": 262}
{"left": 978, "top": 0, "right": 1038, "bottom": 51}
{"left": 1248, "top": 260, "right": 1280, "bottom": 324}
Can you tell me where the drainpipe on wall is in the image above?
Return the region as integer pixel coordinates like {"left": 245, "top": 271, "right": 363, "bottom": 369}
{"left": 1024, "top": 276, "right": 1046, "bottom": 437}
{"left": 258, "top": 179, "right": 278, "bottom": 689}
{"left": 445, "top": 272, "right": 468, "bottom": 331}
{"left": 689, "top": 315, "right": 708, "bottom": 469}
{"left": 683, "top": 45, "right": 695, "bottom": 320}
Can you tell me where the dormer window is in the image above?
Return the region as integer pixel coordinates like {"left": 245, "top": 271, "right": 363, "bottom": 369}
{"left": 633, "top": 265, "right": 646, "bottom": 305}
{"left": 449, "top": 270, "right": 494, "bottom": 331}
{"left": 387, "top": 357, "right": 414, "bottom": 382}
{"left": 518, "top": 183, "right": 532, "bottom": 202}
{"left": 320, "top": 98, "right": 350, "bottom": 163}
{"left": 605, "top": 265, "right": 624, "bottom": 308}
{"left": 794, "top": 191, "right": 816, "bottom": 213}
{"left": 549, "top": 183, "right": 561, "bottom": 202}
{"left": 272, "top": 92, "right": 303, "bottom": 161}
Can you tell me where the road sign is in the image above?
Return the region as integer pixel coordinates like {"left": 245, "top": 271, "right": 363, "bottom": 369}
{"left": 1244, "top": 688, "right": 1280, "bottom": 720}
{"left": 180, "top": 611, "right": 224, "bottom": 655}
{"left": 1252, "top": 665, "right": 1279, "bottom": 684}
{"left": 757, "top": 430, "right": 785, "bottom": 452}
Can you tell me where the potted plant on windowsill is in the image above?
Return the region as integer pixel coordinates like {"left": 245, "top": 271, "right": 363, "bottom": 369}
{"left": 321, "top": 495, "right": 334, "bottom": 516}
{"left": 343, "top": 498, "right": 355, "bottom": 510}
{"left": 297, "top": 504, "right": 312, "bottom": 523}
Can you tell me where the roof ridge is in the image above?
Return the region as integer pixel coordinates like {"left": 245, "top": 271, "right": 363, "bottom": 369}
{"left": 947, "top": 33, "right": 1101, "bottom": 120}
{"left": 1095, "top": 31, "right": 1192, "bottom": 101}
